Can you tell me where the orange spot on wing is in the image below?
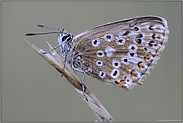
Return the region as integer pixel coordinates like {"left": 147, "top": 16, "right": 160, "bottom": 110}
{"left": 138, "top": 62, "right": 143, "bottom": 68}
{"left": 132, "top": 70, "right": 136, "bottom": 76}
{"left": 120, "top": 80, "right": 125, "bottom": 85}
{"left": 120, "top": 76, "right": 127, "bottom": 85}
{"left": 144, "top": 54, "right": 149, "bottom": 61}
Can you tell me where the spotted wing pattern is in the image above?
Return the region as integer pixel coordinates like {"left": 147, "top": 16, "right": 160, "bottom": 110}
{"left": 72, "top": 16, "right": 169, "bottom": 90}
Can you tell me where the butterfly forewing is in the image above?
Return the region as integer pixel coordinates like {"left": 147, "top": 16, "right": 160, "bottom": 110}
{"left": 71, "top": 16, "right": 169, "bottom": 90}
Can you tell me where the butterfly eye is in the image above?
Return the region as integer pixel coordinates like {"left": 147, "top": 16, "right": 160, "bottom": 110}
{"left": 61, "top": 33, "right": 71, "bottom": 42}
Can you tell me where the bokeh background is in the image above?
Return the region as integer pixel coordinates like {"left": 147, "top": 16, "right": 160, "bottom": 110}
{"left": 1, "top": 1, "right": 182, "bottom": 122}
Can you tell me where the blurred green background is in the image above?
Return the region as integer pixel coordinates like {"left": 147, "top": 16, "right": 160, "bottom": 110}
{"left": 1, "top": 1, "right": 181, "bottom": 122}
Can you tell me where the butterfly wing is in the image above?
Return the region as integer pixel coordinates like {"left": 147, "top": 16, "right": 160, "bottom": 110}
{"left": 72, "top": 16, "right": 169, "bottom": 90}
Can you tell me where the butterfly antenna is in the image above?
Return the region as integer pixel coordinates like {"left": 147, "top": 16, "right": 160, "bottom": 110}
{"left": 25, "top": 25, "right": 64, "bottom": 36}
{"left": 37, "top": 24, "right": 63, "bottom": 31}
{"left": 25, "top": 31, "right": 60, "bottom": 36}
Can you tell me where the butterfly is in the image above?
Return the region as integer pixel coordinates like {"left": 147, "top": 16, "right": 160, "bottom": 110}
{"left": 26, "top": 16, "right": 169, "bottom": 90}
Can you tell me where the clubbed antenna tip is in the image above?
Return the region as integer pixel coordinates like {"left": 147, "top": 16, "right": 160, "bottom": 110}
{"left": 37, "top": 24, "right": 44, "bottom": 27}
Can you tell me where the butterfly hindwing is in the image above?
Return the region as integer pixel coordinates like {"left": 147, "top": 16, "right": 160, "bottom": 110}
{"left": 72, "top": 16, "right": 169, "bottom": 90}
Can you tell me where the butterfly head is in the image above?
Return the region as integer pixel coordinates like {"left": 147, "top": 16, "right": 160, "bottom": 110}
{"left": 57, "top": 29, "right": 73, "bottom": 45}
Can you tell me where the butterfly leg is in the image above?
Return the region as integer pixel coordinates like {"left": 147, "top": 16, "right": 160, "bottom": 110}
{"left": 43, "top": 41, "right": 61, "bottom": 54}
{"left": 56, "top": 48, "right": 61, "bottom": 53}
{"left": 61, "top": 45, "right": 71, "bottom": 77}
